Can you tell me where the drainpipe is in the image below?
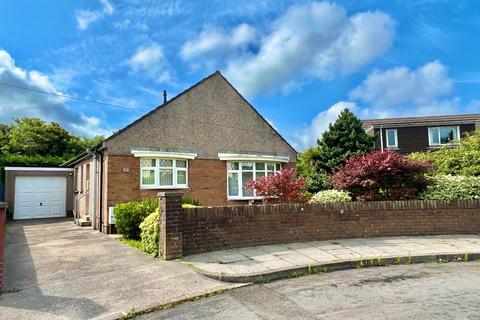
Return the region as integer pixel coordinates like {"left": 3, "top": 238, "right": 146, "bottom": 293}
{"left": 91, "top": 151, "right": 98, "bottom": 230}
{"left": 379, "top": 125, "right": 384, "bottom": 152}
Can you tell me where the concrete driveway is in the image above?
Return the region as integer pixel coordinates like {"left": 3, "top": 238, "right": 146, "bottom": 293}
{"left": 0, "top": 219, "right": 238, "bottom": 320}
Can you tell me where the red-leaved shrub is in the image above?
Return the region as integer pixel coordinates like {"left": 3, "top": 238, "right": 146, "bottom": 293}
{"left": 332, "top": 150, "right": 432, "bottom": 201}
{"left": 245, "top": 168, "right": 307, "bottom": 203}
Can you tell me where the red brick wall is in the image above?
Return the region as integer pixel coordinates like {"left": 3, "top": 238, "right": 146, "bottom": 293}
{"left": 180, "top": 200, "right": 480, "bottom": 255}
{"left": 0, "top": 205, "right": 6, "bottom": 293}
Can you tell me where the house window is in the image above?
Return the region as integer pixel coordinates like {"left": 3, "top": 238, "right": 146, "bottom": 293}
{"left": 386, "top": 129, "right": 398, "bottom": 148}
{"left": 227, "top": 161, "right": 282, "bottom": 199}
{"left": 428, "top": 126, "right": 460, "bottom": 146}
{"left": 85, "top": 164, "right": 90, "bottom": 191}
{"left": 140, "top": 158, "right": 188, "bottom": 188}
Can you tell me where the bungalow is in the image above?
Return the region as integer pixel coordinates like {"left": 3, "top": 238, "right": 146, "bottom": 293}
{"left": 362, "top": 114, "right": 480, "bottom": 154}
{"left": 62, "top": 71, "right": 297, "bottom": 233}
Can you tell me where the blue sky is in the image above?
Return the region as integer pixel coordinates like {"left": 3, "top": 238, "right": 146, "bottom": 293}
{"left": 0, "top": 0, "right": 479, "bottom": 150}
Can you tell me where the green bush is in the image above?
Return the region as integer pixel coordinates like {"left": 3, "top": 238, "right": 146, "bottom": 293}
{"left": 182, "top": 196, "right": 201, "bottom": 206}
{"left": 309, "top": 189, "right": 352, "bottom": 203}
{"left": 114, "top": 198, "right": 159, "bottom": 239}
{"left": 421, "top": 175, "right": 480, "bottom": 200}
{"left": 410, "top": 130, "right": 480, "bottom": 176}
{"left": 139, "top": 210, "right": 159, "bottom": 257}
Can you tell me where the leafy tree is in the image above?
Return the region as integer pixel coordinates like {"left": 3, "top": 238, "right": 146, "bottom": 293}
{"left": 3, "top": 118, "right": 72, "bottom": 156}
{"left": 0, "top": 124, "right": 11, "bottom": 155}
{"left": 296, "top": 147, "right": 332, "bottom": 193}
{"left": 317, "top": 108, "right": 375, "bottom": 173}
{"left": 67, "top": 135, "right": 105, "bottom": 156}
{"left": 332, "top": 150, "right": 432, "bottom": 201}
{"left": 410, "top": 130, "right": 480, "bottom": 176}
{"left": 245, "top": 168, "right": 307, "bottom": 203}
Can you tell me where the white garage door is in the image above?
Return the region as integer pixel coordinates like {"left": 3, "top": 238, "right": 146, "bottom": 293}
{"left": 14, "top": 176, "right": 67, "bottom": 220}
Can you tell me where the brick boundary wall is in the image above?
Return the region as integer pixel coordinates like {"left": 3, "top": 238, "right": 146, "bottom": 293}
{"left": 0, "top": 202, "right": 7, "bottom": 293}
{"left": 158, "top": 192, "right": 480, "bottom": 259}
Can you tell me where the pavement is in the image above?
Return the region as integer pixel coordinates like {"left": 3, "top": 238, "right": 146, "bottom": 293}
{"left": 138, "top": 261, "right": 480, "bottom": 319}
{"left": 0, "top": 218, "right": 241, "bottom": 320}
{"left": 181, "top": 234, "right": 480, "bottom": 282}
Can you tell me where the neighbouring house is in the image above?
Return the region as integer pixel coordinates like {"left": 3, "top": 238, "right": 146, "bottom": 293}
{"left": 62, "top": 71, "right": 297, "bottom": 233}
{"left": 362, "top": 114, "right": 480, "bottom": 154}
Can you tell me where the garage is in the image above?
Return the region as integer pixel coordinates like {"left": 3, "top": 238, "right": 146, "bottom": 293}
{"left": 4, "top": 167, "right": 74, "bottom": 220}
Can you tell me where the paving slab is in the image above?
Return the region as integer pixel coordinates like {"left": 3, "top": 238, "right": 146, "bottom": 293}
{"left": 181, "top": 235, "right": 480, "bottom": 283}
{"left": 0, "top": 219, "right": 241, "bottom": 320}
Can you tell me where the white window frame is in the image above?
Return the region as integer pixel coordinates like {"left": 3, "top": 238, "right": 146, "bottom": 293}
{"left": 428, "top": 126, "right": 460, "bottom": 146}
{"left": 227, "top": 161, "right": 282, "bottom": 200}
{"left": 385, "top": 129, "right": 398, "bottom": 148}
{"left": 140, "top": 158, "right": 189, "bottom": 189}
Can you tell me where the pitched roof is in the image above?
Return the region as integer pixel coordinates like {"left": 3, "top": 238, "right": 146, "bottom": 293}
{"left": 362, "top": 113, "right": 480, "bottom": 129}
{"left": 63, "top": 71, "right": 296, "bottom": 166}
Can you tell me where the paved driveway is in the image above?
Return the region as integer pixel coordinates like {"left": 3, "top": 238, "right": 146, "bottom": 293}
{"left": 0, "top": 219, "right": 238, "bottom": 320}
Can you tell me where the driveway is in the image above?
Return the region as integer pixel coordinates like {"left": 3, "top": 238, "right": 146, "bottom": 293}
{"left": 0, "top": 219, "right": 239, "bottom": 320}
{"left": 139, "top": 261, "right": 480, "bottom": 319}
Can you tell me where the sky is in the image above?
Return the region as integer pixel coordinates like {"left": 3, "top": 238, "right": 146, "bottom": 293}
{"left": 0, "top": 0, "right": 479, "bottom": 151}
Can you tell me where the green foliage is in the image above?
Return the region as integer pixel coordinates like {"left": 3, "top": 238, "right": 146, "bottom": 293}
{"left": 114, "top": 198, "right": 159, "bottom": 239}
{"left": 317, "top": 108, "right": 375, "bottom": 173}
{"left": 410, "top": 130, "right": 480, "bottom": 176}
{"left": 309, "top": 189, "right": 352, "bottom": 204}
{"left": 140, "top": 210, "right": 160, "bottom": 257}
{"left": 119, "top": 237, "right": 142, "bottom": 250}
{"left": 296, "top": 147, "right": 332, "bottom": 193}
{"left": 297, "top": 109, "right": 374, "bottom": 193}
{"left": 421, "top": 175, "right": 480, "bottom": 200}
{"left": 182, "top": 196, "right": 201, "bottom": 206}
{"left": 0, "top": 153, "right": 65, "bottom": 181}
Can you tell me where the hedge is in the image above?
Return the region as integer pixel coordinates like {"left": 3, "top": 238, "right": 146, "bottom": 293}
{"left": 421, "top": 175, "right": 480, "bottom": 200}
{"left": 114, "top": 198, "right": 159, "bottom": 239}
{"left": 309, "top": 189, "right": 352, "bottom": 204}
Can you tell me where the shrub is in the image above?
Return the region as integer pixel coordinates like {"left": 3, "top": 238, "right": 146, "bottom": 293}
{"left": 114, "top": 198, "right": 158, "bottom": 239}
{"left": 332, "top": 150, "right": 432, "bottom": 201}
{"left": 421, "top": 175, "right": 480, "bottom": 200}
{"left": 182, "top": 196, "right": 201, "bottom": 206}
{"left": 139, "top": 210, "right": 159, "bottom": 257}
{"left": 245, "top": 168, "right": 307, "bottom": 203}
{"left": 410, "top": 130, "right": 480, "bottom": 176}
{"left": 296, "top": 147, "right": 332, "bottom": 193}
{"left": 309, "top": 190, "right": 352, "bottom": 203}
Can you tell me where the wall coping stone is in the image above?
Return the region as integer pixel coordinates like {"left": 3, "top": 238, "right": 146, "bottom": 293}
{"left": 0, "top": 202, "right": 7, "bottom": 209}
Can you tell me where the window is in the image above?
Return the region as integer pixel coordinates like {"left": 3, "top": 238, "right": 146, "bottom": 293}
{"left": 140, "top": 158, "right": 188, "bottom": 188}
{"left": 385, "top": 129, "right": 398, "bottom": 148}
{"left": 428, "top": 126, "right": 460, "bottom": 146}
{"left": 227, "top": 161, "right": 282, "bottom": 199}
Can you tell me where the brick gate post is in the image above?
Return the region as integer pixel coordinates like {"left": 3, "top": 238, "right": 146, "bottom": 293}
{"left": 158, "top": 192, "right": 183, "bottom": 260}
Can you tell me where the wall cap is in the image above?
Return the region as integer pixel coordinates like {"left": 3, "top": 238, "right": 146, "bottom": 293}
{"left": 0, "top": 202, "right": 8, "bottom": 208}
{"left": 158, "top": 192, "right": 183, "bottom": 197}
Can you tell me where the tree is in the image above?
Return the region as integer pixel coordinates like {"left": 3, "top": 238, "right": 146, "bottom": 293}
{"left": 296, "top": 147, "right": 332, "bottom": 193}
{"left": 1, "top": 117, "right": 105, "bottom": 158}
{"left": 245, "top": 168, "right": 307, "bottom": 203}
{"left": 332, "top": 150, "right": 432, "bottom": 201}
{"left": 3, "top": 118, "right": 72, "bottom": 157}
{"left": 410, "top": 130, "right": 480, "bottom": 176}
{"left": 317, "top": 108, "right": 375, "bottom": 173}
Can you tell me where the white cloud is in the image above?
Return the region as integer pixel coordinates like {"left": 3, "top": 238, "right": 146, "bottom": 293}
{"left": 0, "top": 49, "right": 111, "bottom": 137}
{"left": 295, "top": 101, "right": 358, "bottom": 149}
{"left": 181, "top": 23, "right": 257, "bottom": 67}
{"left": 349, "top": 61, "right": 455, "bottom": 117}
{"left": 126, "top": 43, "right": 172, "bottom": 83}
{"left": 76, "top": 0, "right": 114, "bottom": 31}
{"left": 181, "top": 2, "right": 395, "bottom": 96}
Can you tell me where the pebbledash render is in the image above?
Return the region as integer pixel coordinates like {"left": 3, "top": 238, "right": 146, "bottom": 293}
{"left": 63, "top": 71, "right": 297, "bottom": 233}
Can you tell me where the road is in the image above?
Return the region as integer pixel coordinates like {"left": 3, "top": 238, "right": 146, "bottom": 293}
{"left": 139, "top": 261, "right": 480, "bottom": 320}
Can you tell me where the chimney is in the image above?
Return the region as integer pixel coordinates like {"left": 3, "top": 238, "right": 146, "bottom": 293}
{"left": 163, "top": 90, "right": 167, "bottom": 104}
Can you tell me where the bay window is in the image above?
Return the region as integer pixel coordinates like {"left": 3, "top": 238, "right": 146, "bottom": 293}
{"left": 140, "top": 158, "right": 188, "bottom": 188}
{"left": 428, "top": 126, "right": 459, "bottom": 146}
{"left": 227, "top": 161, "right": 282, "bottom": 199}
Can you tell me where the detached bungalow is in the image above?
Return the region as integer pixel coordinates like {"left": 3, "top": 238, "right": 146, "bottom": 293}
{"left": 62, "top": 71, "right": 297, "bottom": 233}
